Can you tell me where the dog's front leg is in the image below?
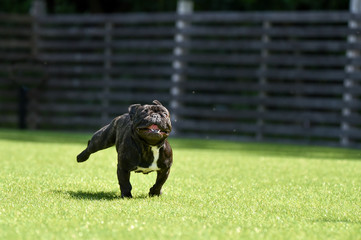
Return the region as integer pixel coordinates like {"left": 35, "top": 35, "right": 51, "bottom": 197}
{"left": 149, "top": 168, "right": 170, "bottom": 197}
{"left": 117, "top": 166, "right": 132, "bottom": 198}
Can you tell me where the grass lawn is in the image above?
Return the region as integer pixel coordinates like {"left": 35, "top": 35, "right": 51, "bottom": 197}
{"left": 1, "top": 129, "right": 361, "bottom": 240}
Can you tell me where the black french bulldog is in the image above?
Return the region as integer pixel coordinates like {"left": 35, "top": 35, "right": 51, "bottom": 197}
{"left": 76, "top": 100, "right": 173, "bottom": 198}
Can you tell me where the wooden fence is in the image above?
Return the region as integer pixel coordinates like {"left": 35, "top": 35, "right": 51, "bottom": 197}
{"left": 1, "top": 11, "right": 361, "bottom": 148}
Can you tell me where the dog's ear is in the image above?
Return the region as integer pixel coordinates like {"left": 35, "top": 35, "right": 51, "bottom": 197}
{"left": 128, "top": 104, "right": 141, "bottom": 119}
{"left": 153, "top": 100, "right": 163, "bottom": 106}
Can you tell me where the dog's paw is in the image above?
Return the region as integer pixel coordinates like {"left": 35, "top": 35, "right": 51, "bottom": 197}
{"left": 77, "top": 150, "right": 90, "bottom": 163}
{"left": 121, "top": 193, "right": 133, "bottom": 199}
{"left": 149, "top": 188, "right": 162, "bottom": 197}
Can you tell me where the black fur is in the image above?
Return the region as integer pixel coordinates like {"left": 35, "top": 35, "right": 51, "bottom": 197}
{"left": 77, "top": 100, "right": 173, "bottom": 198}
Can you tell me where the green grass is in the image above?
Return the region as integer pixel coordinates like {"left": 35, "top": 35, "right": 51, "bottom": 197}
{"left": 1, "top": 129, "right": 361, "bottom": 240}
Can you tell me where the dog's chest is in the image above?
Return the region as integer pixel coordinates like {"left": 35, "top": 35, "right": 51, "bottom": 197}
{"left": 134, "top": 146, "right": 160, "bottom": 174}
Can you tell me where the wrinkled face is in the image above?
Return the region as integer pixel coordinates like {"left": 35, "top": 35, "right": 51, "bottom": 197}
{"left": 129, "top": 101, "right": 172, "bottom": 146}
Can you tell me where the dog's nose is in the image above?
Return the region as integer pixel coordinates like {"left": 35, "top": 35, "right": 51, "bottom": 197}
{"left": 151, "top": 114, "right": 161, "bottom": 122}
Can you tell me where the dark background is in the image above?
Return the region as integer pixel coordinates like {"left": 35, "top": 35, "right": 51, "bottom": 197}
{"left": 0, "top": 0, "right": 349, "bottom": 14}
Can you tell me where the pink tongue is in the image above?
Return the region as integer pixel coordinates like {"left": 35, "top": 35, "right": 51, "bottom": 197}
{"left": 149, "top": 124, "right": 159, "bottom": 130}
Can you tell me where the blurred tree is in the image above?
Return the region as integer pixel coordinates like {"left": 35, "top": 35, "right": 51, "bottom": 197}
{"left": 0, "top": 0, "right": 350, "bottom": 14}
{"left": 0, "top": 0, "right": 32, "bottom": 14}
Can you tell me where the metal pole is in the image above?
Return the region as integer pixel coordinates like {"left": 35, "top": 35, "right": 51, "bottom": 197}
{"left": 170, "top": 0, "right": 193, "bottom": 135}
{"left": 342, "top": 0, "right": 361, "bottom": 146}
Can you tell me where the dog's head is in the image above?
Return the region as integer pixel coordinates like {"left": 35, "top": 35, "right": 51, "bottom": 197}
{"left": 129, "top": 100, "right": 172, "bottom": 146}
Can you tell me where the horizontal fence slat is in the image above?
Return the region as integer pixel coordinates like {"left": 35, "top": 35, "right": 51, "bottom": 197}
{"left": 108, "top": 92, "right": 170, "bottom": 102}
{"left": 183, "top": 26, "right": 352, "bottom": 38}
{"left": 0, "top": 103, "right": 17, "bottom": 111}
{"left": 112, "top": 27, "right": 176, "bottom": 36}
{"left": 177, "top": 119, "right": 342, "bottom": 139}
{"left": 37, "top": 41, "right": 105, "bottom": 50}
{"left": 183, "top": 67, "right": 349, "bottom": 81}
{"left": 36, "top": 13, "right": 177, "bottom": 24}
{"left": 37, "top": 116, "right": 101, "bottom": 127}
{"left": 183, "top": 40, "right": 358, "bottom": 52}
{"left": 177, "top": 94, "right": 357, "bottom": 110}
{"left": 0, "top": 40, "right": 32, "bottom": 48}
{"left": 0, "top": 14, "right": 33, "bottom": 22}
{"left": 179, "top": 54, "right": 349, "bottom": 67}
{"left": 0, "top": 53, "right": 34, "bottom": 61}
{"left": 37, "top": 27, "right": 106, "bottom": 37}
{"left": 45, "top": 66, "right": 173, "bottom": 76}
{"left": 177, "top": 119, "right": 259, "bottom": 133}
{"left": 37, "top": 104, "right": 132, "bottom": 118}
{"left": 40, "top": 91, "right": 170, "bottom": 103}
{"left": 38, "top": 53, "right": 174, "bottom": 63}
{"left": 0, "top": 28, "right": 32, "bottom": 36}
{"left": 38, "top": 103, "right": 103, "bottom": 113}
{"left": 0, "top": 90, "right": 17, "bottom": 99}
{"left": 178, "top": 106, "right": 361, "bottom": 125}
{"left": 177, "top": 107, "right": 344, "bottom": 125}
{"left": 181, "top": 81, "right": 346, "bottom": 95}
{"left": 181, "top": 11, "right": 350, "bottom": 23}
{"left": 263, "top": 124, "right": 342, "bottom": 138}
{"left": 37, "top": 40, "right": 176, "bottom": 50}
{"left": 37, "top": 27, "right": 176, "bottom": 37}
{"left": 0, "top": 115, "right": 17, "bottom": 124}
{"left": 47, "top": 78, "right": 172, "bottom": 89}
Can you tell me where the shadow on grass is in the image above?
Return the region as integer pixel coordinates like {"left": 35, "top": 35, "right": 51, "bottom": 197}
{"left": 66, "top": 190, "right": 120, "bottom": 200}
{"left": 313, "top": 217, "right": 361, "bottom": 224}
{"left": 52, "top": 190, "right": 149, "bottom": 201}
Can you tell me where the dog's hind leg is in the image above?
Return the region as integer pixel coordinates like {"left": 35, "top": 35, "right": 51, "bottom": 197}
{"left": 77, "top": 119, "right": 117, "bottom": 162}
{"left": 117, "top": 167, "right": 132, "bottom": 198}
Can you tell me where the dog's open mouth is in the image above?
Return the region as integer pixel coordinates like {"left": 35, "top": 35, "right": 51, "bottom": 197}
{"left": 139, "top": 124, "right": 168, "bottom": 135}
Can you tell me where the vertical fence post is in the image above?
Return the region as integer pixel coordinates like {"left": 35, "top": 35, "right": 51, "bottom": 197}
{"left": 30, "top": 0, "right": 45, "bottom": 57}
{"left": 257, "top": 21, "right": 270, "bottom": 141}
{"left": 170, "top": 0, "right": 193, "bottom": 135}
{"left": 102, "top": 20, "right": 113, "bottom": 125}
{"left": 342, "top": 0, "right": 361, "bottom": 146}
{"left": 27, "top": 0, "right": 46, "bottom": 129}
